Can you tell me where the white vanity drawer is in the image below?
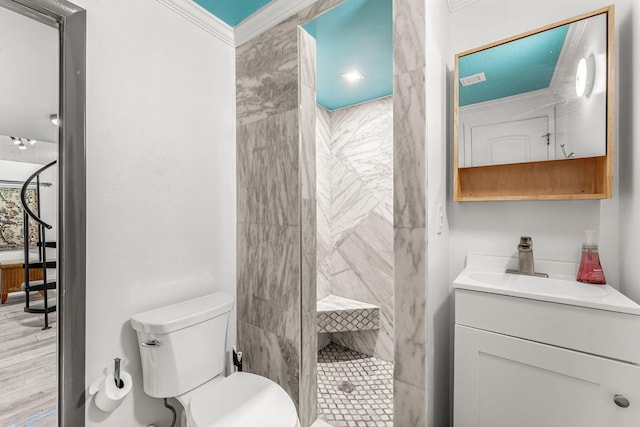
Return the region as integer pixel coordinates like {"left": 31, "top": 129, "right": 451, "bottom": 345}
{"left": 455, "top": 289, "right": 640, "bottom": 365}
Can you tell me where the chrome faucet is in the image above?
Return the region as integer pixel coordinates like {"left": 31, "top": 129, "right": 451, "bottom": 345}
{"left": 506, "top": 236, "right": 548, "bottom": 278}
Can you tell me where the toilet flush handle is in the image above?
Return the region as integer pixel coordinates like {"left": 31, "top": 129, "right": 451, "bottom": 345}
{"left": 614, "top": 394, "right": 630, "bottom": 408}
{"left": 141, "top": 339, "right": 160, "bottom": 348}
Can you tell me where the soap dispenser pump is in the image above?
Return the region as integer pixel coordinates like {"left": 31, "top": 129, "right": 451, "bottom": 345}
{"left": 577, "top": 230, "right": 606, "bottom": 284}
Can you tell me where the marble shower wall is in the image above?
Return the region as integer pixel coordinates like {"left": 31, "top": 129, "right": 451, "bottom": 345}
{"left": 320, "top": 97, "right": 394, "bottom": 362}
{"left": 237, "top": 13, "right": 320, "bottom": 427}
{"left": 393, "top": 0, "right": 428, "bottom": 424}
{"left": 316, "top": 105, "right": 332, "bottom": 300}
{"left": 237, "top": 0, "right": 427, "bottom": 425}
{"left": 299, "top": 27, "right": 318, "bottom": 427}
{"left": 236, "top": 14, "right": 302, "bottom": 412}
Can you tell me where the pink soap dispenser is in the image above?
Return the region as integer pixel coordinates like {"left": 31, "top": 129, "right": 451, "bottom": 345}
{"left": 576, "top": 230, "right": 606, "bottom": 284}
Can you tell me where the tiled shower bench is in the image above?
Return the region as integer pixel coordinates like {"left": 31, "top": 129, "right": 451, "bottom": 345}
{"left": 316, "top": 294, "right": 380, "bottom": 333}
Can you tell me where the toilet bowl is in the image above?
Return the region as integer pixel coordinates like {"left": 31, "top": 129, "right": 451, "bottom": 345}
{"left": 131, "top": 291, "right": 300, "bottom": 427}
{"left": 177, "top": 372, "right": 299, "bottom": 427}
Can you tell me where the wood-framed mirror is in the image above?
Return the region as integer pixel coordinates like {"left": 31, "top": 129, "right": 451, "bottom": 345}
{"left": 0, "top": 0, "right": 86, "bottom": 425}
{"left": 453, "top": 5, "right": 614, "bottom": 201}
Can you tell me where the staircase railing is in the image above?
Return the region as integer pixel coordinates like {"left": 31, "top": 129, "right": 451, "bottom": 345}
{"left": 21, "top": 160, "right": 57, "bottom": 330}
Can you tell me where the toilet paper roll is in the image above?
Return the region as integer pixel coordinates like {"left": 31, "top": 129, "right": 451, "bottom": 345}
{"left": 95, "top": 371, "right": 132, "bottom": 412}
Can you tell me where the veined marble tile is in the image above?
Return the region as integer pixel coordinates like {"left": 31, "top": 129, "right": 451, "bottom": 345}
{"left": 298, "top": 0, "right": 346, "bottom": 25}
{"left": 316, "top": 106, "right": 332, "bottom": 300}
{"left": 331, "top": 216, "right": 394, "bottom": 362}
{"left": 301, "top": 199, "right": 317, "bottom": 317}
{"left": 394, "top": 378, "right": 427, "bottom": 426}
{"left": 300, "top": 84, "right": 316, "bottom": 202}
{"left": 300, "top": 309, "right": 318, "bottom": 427}
{"left": 299, "top": 28, "right": 316, "bottom": 92}
{"left": 331, "top": 97, "right": 392, "bottom": 151}
{"left": 237, "top": 223, "right": 300, "bottom": 343}
{"left": 394, "top": 68, "right": 426, "bottom": 228}
{"left": 373, "top": 198, "right": 394, "bottom": 224}
{"left": 393, "top": 226, "right": 426, "bottom": 388}
{"left": 330, "top": 97, "right": 393, "bottom": 197}
{"left": 393, "top": 0, "right": 425, "bottom": 75}
{"left": 238, "top": 320, "right": 300, "bottom": 409}
{"left": 330, "top": 98, "right": 393, "bottom": 243}
{"left": 299, "top": 40, "right": 317, "bottom": 329}
{"left": 330, "top": 158, "right": 384, "bottom": 243}
{"left": 237, "top": 16, "right": 298, "bottom": 126}
{"left": 317, "top": 294, "right": 378, "bottom": 311}
{"left": 237, "top": 109, "right": 299, "bottom": 226}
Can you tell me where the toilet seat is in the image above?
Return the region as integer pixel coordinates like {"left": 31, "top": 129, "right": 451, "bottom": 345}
{"left": 185, "top": 372, "right": 299, "bottom": 427}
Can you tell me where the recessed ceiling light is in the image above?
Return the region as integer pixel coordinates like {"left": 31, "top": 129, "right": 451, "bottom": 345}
{"left": 18, "top": 142, "right": 27, "bottom": 150}
{"left": 29, "top": 139, "right": 37, "bottom": 145}
{"left": 342, "top": 70, "right": 365, "bottom": 83}
{"left": 11, "top": 136, "right": 20, "bottom": 145}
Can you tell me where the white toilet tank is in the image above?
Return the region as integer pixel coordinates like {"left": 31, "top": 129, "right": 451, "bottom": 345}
{"left": 130, "top": 291, "right": 234, "bottom": 398}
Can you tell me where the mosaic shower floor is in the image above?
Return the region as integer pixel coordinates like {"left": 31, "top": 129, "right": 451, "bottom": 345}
{"left": 317, "top": 342, "right": 393, "bottom": 427}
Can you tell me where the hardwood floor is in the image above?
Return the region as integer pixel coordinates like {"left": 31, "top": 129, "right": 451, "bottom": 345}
{"left": 0, "top": 291, "right": 56, "bottom": 426}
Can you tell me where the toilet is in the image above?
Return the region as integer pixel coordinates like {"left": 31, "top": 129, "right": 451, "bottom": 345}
{"left": 130, "top": 291, "right": 300, "bottom": 427}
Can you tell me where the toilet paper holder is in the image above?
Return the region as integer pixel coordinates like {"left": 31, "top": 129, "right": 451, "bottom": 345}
{"left": 89, "top": 357, "right": 132, "bottom": 412}
{"left": 114, "top": 358, "right": 123, "bottom": 388}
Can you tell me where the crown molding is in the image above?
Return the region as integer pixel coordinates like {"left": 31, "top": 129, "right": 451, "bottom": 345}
{"left": 155, "top": 0, "right": 235, "bottom": 47}
{"left": 235, "top": 0, "right": 318, "bottom": 47}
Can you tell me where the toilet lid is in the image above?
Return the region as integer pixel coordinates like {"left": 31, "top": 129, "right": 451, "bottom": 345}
{"left": 189, "top": 372, "right": 299, "bottom": 427}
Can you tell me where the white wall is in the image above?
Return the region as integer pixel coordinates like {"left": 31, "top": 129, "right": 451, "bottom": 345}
{"left": 73, "top": 0, "right": 236, "bottom": 425}
{"left": 425, "top": 0, "right": 451, "bottom": 426}
{"left": 617, "top": 0, "right": 640, "bottom": 303}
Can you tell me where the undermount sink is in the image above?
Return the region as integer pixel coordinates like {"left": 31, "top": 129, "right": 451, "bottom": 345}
{"left": 454, "top": 254, "right": 640, "bottom": 315}
{"left": 468, "top": 272, "right": 609, "bottom": 298}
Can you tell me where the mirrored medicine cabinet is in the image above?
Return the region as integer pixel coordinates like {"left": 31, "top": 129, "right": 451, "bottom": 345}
{"left": 453, "top": 5, "right": 614, "bottom": 201}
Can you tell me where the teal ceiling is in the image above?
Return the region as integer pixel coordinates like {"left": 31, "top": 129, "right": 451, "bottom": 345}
{"left": 193, "top": 0, "right": 272, "bottom": 26}
{"left": 458, "top": 25, "right": 569, "bottom": 107}
{"left": 196, "top": 0, "right": 393, "bottom": 110}
{"left": 303, "top": 0, "right": 393, "bottom": 110}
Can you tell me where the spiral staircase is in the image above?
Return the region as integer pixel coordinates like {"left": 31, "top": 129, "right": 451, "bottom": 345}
{"left": 20, "top": 160, "right": 56, "bottom": 330}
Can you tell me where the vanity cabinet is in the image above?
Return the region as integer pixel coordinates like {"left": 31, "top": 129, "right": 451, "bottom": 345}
{"left": 454, "top": 287, "right": 640, "bottom": 427}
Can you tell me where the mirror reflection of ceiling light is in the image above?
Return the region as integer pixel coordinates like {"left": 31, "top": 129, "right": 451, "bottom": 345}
{"left": 575, "top": 55, "right": 595, "bottom": 97}
{"left": 342, "top": 70, "right": 365, "bottom": 83}
{"left": 50, "top": 114, "right": 60, "bottom": 126}
{"left": 9, "top": 136, "right": 37, "bottom": 150}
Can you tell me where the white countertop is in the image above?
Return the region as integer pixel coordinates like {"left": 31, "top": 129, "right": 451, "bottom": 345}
{"left": 454, "top": 254, "right": 640, "bottom": 316}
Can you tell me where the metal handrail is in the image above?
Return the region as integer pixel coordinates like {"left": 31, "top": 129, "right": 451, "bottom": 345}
{"left": 20, "top": 160, "right": 56, "bottom": 230}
